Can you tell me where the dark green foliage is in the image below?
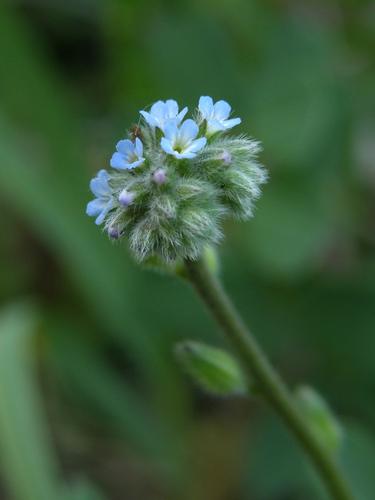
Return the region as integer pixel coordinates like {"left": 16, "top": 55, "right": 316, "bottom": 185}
{"left": 0, "top": 1, "right": 374, "bottom": 499}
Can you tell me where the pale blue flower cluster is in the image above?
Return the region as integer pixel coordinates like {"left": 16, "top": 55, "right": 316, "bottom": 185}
{"left": 141, "top": 100, "right": 207, "bottom": 159}
{"left": 87, "top": 96, "right": 242, "bottom": 226}
{"left": 140, "top": 96, "right": 240, "bottom": 159}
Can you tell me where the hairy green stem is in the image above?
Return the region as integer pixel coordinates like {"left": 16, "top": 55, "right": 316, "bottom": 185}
{"left": 184, "top": 258, "right": 354, "bottom": 500}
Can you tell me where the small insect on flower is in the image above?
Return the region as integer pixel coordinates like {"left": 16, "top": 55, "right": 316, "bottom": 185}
{"left": 86, "top": 169, "right": 114, "bottom": 225}
{"left": 140, "top": 99, "right": 188, "bottom": 132}
{"left": 160, "top": 119, "right": 207, "bottom": 159}
{"left": 199, "top": 96, "right": 241, "bottom": 136}
{"left": 130, "top": 124, "right": 143, "bottom": 140}
{"left": 110, "top": 137, "right": 145, "bottom": 170}
{"left": 86, "top": 96, "right": 267, "bottom": 263}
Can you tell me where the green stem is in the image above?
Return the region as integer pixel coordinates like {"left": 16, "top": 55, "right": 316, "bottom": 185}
{"left": 184, "top": 257, "right": 354, "bottom": 500}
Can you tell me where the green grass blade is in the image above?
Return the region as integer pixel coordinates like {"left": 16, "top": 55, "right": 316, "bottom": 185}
{"left": 0, "top": 302, "right": 62, "bottom": 500}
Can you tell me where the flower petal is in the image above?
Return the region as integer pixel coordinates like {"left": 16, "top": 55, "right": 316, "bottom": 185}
{"left": 213, "top": 100, "right": 231, "bottom": 120}
{"left": 126, "top": 158, "right": 144, "bottom": 170}
{"left": 110, "top": 152, "right": 127, "bottom": 169}
{"left": 179, "top": 119, "right": 198, "bottom": 144}
{"left": 90, "top": 170, "right": 110, "bottom": 196}
{"left": 160, "top": 138, "right": 175, "bottom": 155}
{"left": 97, "top": 200, "right": 114, "bottom": 225}
{"left": 116, "top": 139, "right": 134, "bottom": 156}
{"left": 177, "top": 106, "right": 188, "bottom": 123}
{"left": 140, "top": 110, "right": 158, "bottom": 127}
{"left": 165, "top": 99, "right": 178, "bottom": 118}
{"left": 178, "top": 151, "right": 196, "bottom": 159}
{"left": 150, "top": 101, "right": 166, "bottom": 122}
{"left": 199, "top": 96, "right": 214, "bottom": 118}
{"left": 223, "top": 117, "right": 241, "bottom": 129}
{"left": 97, "top": 169, "right": 110, "bottom": 181}
{"left": 86, "top": 198, "right": 106, "bottom": 217}
{"left": 95, "top": 210, "right": 107, "bottom": 226}
{"left": 184, "top": 137, "right": 207, "bottom": 154}
{"left": 163, "top": 120, "right": 179, "bottom": 142}
{"left": 134, "top": 137, "right": 143, "bottom": 157}
{"left": 207, "top": 119, "right": 227, "bottom": 135}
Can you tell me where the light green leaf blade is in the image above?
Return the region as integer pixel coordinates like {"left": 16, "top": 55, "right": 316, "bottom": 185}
{"left": 0, "top": 302, "right": 61, "bottom": 500}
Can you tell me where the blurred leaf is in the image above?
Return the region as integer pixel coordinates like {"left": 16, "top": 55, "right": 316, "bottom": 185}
{"left": 0, "top": 2, "right": 374, "bottom": 499}
{"left": 0, "top": 4, "right": 186, "bottom": 412}
{"left": 241, "top": 177, "right": 337, "bottom": 278}
{"left": 0, "top": 302, "right": 62, "bottom": 500}
{"left": 341, "top": 423, "right": 375, "bottom": 500}
{"left": 0, "top": 1, "right": 84, "bottom": 191}
{"left": 244, "top": 415, "right": 316, "bottom": 499}
{"left": 0, "top": 4, "right": 192, "bottom": 478}
{"left": 48, "top": 318, "right": 174, "bottom": 461}
{"left": 45, "top": 310, "right": 189, "bottom": 493}
{"left": 65, "top": 478, "right": 107, "bottom": 500}
{"left": 0, "top": 4, "right": 137, "bottom": 344}
{"left": 246, "top": 18, "right": 345, "bottom": 170}
{"left": 143, "top": 10, "right": 242, "bottom": 106}
{"left": 245, "top": 415, "right": 375, "bottom": 500}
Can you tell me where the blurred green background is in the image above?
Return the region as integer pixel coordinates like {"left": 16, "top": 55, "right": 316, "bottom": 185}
{"left": 0, "top": 0, "right": 374, "bottom": 499}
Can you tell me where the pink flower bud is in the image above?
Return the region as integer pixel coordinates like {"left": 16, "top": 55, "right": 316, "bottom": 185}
{"left": 220, "top": 150, "right": 232, "bottom": 165}
{"left": 153, "top": 168, "right": 167, "bottom": 185}
{"left": 108, "top": 226, "right": 121, "bottom": 239}
{"left": 119, "top": 189, "right": 135, "bottom": 207}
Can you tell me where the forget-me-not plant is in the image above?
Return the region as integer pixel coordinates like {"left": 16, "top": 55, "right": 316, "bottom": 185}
{"left": 86, "top": 169, "right": 114, "bottom": 225}
{"left": 110, "top": 137, "right": 145, "bottom": 170}
{"left": 198, "top": 96, "right": 241, "bottom": 136}
{"left": 140, "top": 99, "right": 188, "bottom": 132}
{"left": 85, "top": 97, "right": 355, "bottom": 500}
{"left": 86, "top": 96, "right": 266, "bottom": 262}
{"left": 161, "top": 119, "right": 207, "bottom": 159}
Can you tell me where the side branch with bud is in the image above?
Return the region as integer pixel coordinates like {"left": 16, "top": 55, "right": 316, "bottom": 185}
{"left": 184, "top": 257, "right": 353, "bottom": 500}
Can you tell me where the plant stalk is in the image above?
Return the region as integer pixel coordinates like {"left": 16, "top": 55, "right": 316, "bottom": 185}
{"left": 184, "top": 257, "right": 354, "bottom": 500}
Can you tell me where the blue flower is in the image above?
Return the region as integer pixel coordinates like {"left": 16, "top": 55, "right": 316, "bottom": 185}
{"left": 110, "top": 137, "right": 145, "bottom": 170}
{"left": 86, "top": 169, "right": 114, "bottom": 225}
{"left": 140, "top": 99, "right": 188, "bottom": 132}
{"left": 161, "top": 119, "right": 207, "bottom": 159}
{"left": 199, "top": 96, "right": 241, "bottom": 135}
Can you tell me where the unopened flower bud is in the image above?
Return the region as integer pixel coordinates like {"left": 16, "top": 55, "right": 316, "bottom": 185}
{"left": 108, "top": 226, "right": 121, "bottom": 239}
{"left": 295, "top": 385, "right": 343, "bottom": 453}
{"left": 175, "top": 340, "right": 247, "bottom": 396}
{"left": 153, "top": 168, "right": 167, "bottom": 185}
{"left": 119, "top": 189, "right": 135, "bottom": 207}
{"left": 220, "top": 150, "right": 232, "bottom": 165}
